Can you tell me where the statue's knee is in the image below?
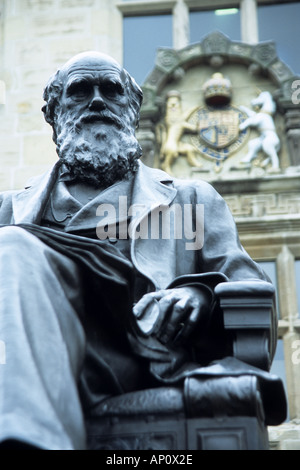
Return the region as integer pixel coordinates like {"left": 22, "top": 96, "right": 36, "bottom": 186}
{"left": 0, "top": 226, "right": 38, "bottom": 252}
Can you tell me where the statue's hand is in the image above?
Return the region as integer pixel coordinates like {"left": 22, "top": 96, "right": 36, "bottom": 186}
{"left": 133, "top": 286, "right": 211, "bottom": 346}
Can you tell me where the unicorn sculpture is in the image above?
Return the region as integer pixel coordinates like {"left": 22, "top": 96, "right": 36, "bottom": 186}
{"left": 239, "top": 91, "right": 280, "bottom": 171}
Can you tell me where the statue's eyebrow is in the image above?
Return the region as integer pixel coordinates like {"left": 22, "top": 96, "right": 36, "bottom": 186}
{"left": 101, "top": 75, "right": 125, "bottom": 93}
{"left": 64, "top": 75, "right": 91, "bottom": 94}
{"left": 66, "top": 70, "right": 123, "bottom": 86}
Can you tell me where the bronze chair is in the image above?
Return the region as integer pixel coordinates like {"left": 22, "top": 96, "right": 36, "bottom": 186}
{"left": 85, "top": 280, "right": 287, "bottom": 450}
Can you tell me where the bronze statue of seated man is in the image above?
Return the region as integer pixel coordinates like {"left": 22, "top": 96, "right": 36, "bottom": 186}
{"left": 0, "top": 52, "right": 286, "bottom": 450}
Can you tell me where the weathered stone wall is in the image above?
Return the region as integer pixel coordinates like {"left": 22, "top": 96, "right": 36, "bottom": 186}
{"left": 0, "top": 0, "right": 122, "bottom": 190}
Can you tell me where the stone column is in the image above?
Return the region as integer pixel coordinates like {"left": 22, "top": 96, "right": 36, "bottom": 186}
{"left": 173, "top": 0, "right": 190, "bottom": 50}
{"left": 240, "top": 0, "right": 259, "bottom": 44}
{"left": 285, "top": 109, "right": 300, "bottom": 167}
{"left": 277, "top": 245, "right": 300, "bottom": 419}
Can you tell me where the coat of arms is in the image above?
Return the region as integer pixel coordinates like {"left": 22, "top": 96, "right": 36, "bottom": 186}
{"left": 187, "top": 73, "right": 249, "bottom": 166}
{"left": 187, "top": 103, "right": 249, "bottom": 163}
{"left": 157, "top": 73, "right": 250, "bottom": 173}
{"left": 198, "top": 107, "right": 240, "bottom": 149}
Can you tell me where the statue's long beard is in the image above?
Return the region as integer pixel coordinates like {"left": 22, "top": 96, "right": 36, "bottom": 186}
{"left": 56, "top": 113, "right": 142, "bottom": 188}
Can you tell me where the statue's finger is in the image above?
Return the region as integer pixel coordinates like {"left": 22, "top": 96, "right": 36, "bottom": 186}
{"left": 132, "top": 290, "right": 166, "bottom": 319}
{"left": 173, "top": 306, "right": 201, "bottom": 345}
{"left": 157, "top": 297, "right": 191, "bottom": 344}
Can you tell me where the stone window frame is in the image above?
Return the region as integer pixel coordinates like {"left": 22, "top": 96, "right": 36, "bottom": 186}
{"left": 117, "top": 0, "right": 300, "bottom": 49}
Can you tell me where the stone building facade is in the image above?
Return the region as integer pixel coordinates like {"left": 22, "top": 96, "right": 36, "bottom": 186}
{"left": 0, "top": 0, "right": 299, "bottom": 450}
{"left": 0, "top": 0, "right": 124, "bottom": 190}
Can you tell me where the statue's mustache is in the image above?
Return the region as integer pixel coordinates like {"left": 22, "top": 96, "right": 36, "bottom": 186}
{"left": 75, "top": 110, "right": 124, "bottom": 131}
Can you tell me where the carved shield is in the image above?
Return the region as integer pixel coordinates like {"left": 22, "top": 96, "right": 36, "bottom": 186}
{"left": 187, "top": 105, "right": 249, "bottom": 161}
{"left": 198, "top": 108, "right": 240, "bottom": 149}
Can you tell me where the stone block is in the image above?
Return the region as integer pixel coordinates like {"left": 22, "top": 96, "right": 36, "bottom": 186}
{"left": 17, "top": 102, "right": 33, "bottom": 115}
{"left": 49, "top": 37, "right": 94, "bottom": 67}
{"left": 8, "top": 94, "right": 45, "bottom": 120}
{"left": 4, "top": 16, "right": 28, "bottom": 41}
{"left": 59, "top": 0, "right": 96, "bottom": 8}
{"left": 1, "top": 68, "right": 19, "bottom": 93}
{"left": 90, "top": 9, "right": 110, "bottom": 35}
{"left": 20, "top": 66, "right": 54, "bottom": 92}
{"left": 280, "top": 439, "right": 300, "bottom": 450}
{"left": 23, "top": 134, "right": 57, "bottom": 166}
{"left": 0, "top": 81, "right": 6, "bottom": 105}
{"left": 15, "top": 39, "right": 48, "bottom": 68}
{"left": 0, "top": 137, "right": 21, "bottom": 167}
{"left": 91, "top": 7, "right": 122, "bottom": 39}
{"left": 16, "top": 0, "right": 54, "bottom": 11}
{"left": 0, "top": 169, "right": 13, "bottom": 191}
{"left": 31, "top": 12, "right": 88, "bottom": 37}
{"left": 17, "top": 113, "right": 45, "bottom": 133}
{"left": 0, "top": 112, "right": 17, "bottom": 135}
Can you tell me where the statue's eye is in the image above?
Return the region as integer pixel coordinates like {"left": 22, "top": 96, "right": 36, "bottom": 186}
{"left": 67, "top": 81, "right": 92, "bottom": 100}
{"left": 102, "top": 80, "right": 124, "bottom": 97}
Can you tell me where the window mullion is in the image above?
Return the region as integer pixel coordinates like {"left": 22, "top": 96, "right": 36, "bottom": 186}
{"left": 240, "top": 0, "right": 259, "bottom": 44}
{"left": 173, "top": 0, "right": 190, "bottom": 49}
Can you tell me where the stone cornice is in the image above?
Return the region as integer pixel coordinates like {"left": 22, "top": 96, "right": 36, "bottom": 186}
{"left": 212, "top": 172, "right": 300, "bottom": 195}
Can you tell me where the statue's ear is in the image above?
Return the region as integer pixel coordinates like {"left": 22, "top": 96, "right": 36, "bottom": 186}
{"left": 41, "top": 69, "right": 63, "bottom": 128}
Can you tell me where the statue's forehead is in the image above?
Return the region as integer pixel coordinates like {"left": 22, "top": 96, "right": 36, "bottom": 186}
{"left": 67, "top": 64, "right": 121, "bottom": 76}
{"left": 63, "top": 55, "right": 123, "bottom": 79}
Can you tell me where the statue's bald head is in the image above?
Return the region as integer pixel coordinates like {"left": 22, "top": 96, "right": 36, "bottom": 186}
{"left": 42, "top": 51, "right": 143, "bottom": 143}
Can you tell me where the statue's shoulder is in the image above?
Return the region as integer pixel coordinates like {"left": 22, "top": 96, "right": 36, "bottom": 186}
{"left": 138, "top": 162, "right": 173, "bottom": 183}
{"left": 138, "top": 162, "right": 222, "bottom": 202}
{"left": 0, "top": 188, "right": 20, "bottom": 202}
{"left": 172, "top": 174, "right": 221, "bottom": 200}
{"left": 0, "top": 170, "right": 52, "bottom": 199}
{"left": 0, "top": 188, "right": 20, "bottom": 221}
{"left": 23, "top": 172, "right": 49, "bottom": 189}
{"left": 0, "top": 163, "right": 59, "bottom": 209}
{"left": 140, "top": 163, "right": 215, "bottom": 191}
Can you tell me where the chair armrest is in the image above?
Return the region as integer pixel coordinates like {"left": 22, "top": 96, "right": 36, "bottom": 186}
{"left": 215, "top": 281, "right": 277, "bottom": 371}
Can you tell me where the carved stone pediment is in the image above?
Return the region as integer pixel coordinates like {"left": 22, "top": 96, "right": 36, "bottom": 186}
{"left": 137, "top": 32, "right": 300, "bottom": 182}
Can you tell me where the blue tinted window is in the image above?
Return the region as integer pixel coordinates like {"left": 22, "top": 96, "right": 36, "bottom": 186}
{"left": 270, "top": 339, "right": 289, "bottom": 419}
{"left": 123, "top": 14, "right": 173, "bottom": 85}
{"left": 190, "top": 8, "right": 241, "bottom": 43}
{"left": 258, "top": 261, "right": 277, "bottom": 286}
{"left": 258, "top": 2, "right": 300, "bottom": 74}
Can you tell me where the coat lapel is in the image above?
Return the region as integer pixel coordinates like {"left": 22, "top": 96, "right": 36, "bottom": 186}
{"left": 130, "top": 162, "right": 178, "bottom": 289}
{"left": 130, "top": 161, "right": 176, "bottom": 221}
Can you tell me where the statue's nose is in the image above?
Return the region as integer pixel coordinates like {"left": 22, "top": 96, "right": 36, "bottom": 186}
{"left": 89, "top": 87, "right": 106, "bottom": 110}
